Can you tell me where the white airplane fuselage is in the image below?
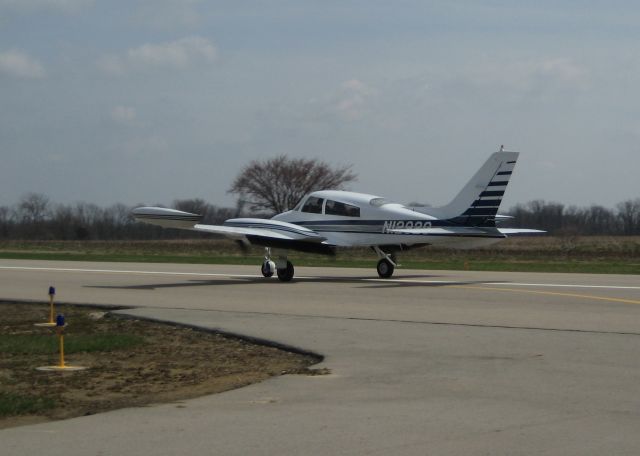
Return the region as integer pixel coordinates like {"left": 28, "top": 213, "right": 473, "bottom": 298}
{"left": 228, "top": 189, "right": 505, "bottom": 250}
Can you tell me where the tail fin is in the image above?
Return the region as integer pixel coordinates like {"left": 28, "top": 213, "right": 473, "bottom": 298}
{"left": 426, "top": 148, "right": 519, "bottom": 227}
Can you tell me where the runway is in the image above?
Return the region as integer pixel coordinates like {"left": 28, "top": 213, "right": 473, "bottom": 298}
{"left": 2, "top": 259, "right": 640, "bottom": 455}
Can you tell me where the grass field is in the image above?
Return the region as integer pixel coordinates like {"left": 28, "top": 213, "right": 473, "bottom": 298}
{"left": 0, "top": 236, "right": 639, "bottom": 274}
{"left": 0, "top": 302, "right": 318, "bottom": 426}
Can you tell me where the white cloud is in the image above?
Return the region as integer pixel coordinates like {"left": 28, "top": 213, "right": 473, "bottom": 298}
{"left": 307, "top": 79, "right": 376, "bottom": 123}
{"left": 536, "top": 58, "right": 587, "bottom": 85}
{"left": 0, "top": 50, "right": 45, "bottom": 79}
{"left": 98, "top": 36, "right": 217, "bottom": 75}
{"left": 111, "top": 106, "right": 136, "bottom": 125}
{"left": 335, "top": 79, "right": 376, "bottom": 121}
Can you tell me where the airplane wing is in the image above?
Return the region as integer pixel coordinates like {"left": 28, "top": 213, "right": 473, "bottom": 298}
{"left": 131, "top": 207, "right": 333, "bottom": 254}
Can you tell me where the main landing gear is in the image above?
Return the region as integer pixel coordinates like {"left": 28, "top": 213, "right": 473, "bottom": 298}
{"left": 261, "top": 246, "right": 398, "bottom": 281}
{"left": 261, "top": 248, "right": 295, "bottom": 282}
{"left": 373, "top": 246, "right": 397, "bottom": 279}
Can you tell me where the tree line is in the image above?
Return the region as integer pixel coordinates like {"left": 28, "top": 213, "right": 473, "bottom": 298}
{"left": 504, "top": 199, "right": 640, "bottom": 235}
{"left": 0, "top": 193, "right": 236, "bottom": 240}
{"left": 1, "top": 192, "right": 639, "bottom": 241}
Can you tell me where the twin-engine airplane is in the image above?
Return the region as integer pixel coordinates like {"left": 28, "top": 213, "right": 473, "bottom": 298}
{"left": 132, "top": 148, "right": 542, "bottom": 282}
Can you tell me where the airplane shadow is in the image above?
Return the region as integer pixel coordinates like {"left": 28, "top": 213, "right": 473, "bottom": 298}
{"left": 84, "top": 275, "right": 493, "bottom": 291}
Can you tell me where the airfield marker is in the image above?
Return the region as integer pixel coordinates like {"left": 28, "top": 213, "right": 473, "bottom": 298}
{"left": 34, "top": 286, "right": 57, "bottom": 327}
{"left": 57, "top": 314, "right": 65, "bottom": 368}
{"left": 36, "top": 314, "right": 87, "bottom": 372}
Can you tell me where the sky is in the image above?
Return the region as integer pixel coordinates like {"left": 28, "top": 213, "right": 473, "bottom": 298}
{"left": 1, "top": 1, "right": 640, "bottom": 211}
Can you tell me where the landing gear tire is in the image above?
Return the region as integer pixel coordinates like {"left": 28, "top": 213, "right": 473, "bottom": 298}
{"left": 261, "top": 260, "right": 275, "bottom": 278}
{"left": 377, "top": 258, "right": 394, "bottom": 279}
{"left": 277, "top": 261, "right": 295, "bottom": 282}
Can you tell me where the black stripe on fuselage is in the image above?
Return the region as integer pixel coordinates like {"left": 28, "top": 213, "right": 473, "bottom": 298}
{"left": 294, "top": 219, "right": 498, "bottom": 232}
{"left": 487, "top": 181, "right": 509, "bottom": 187}
{"left": 497, "top": 171, "right": 512, "bottom": 176}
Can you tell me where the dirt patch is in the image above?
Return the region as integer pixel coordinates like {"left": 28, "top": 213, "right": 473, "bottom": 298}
{"left": 0, "top": 302, "right": 323, "bottom": 429}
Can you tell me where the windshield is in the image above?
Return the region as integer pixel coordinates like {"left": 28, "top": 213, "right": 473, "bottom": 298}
{"left": 301, "top": 196, "right": 324, "bottom": 214}
{"left": 293, "top": 197, "right": 305, "bottom": 211}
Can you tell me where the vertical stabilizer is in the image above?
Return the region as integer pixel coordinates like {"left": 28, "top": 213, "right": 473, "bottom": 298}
{"left": 430, "top": 149, "right": 519, "bottom": 226}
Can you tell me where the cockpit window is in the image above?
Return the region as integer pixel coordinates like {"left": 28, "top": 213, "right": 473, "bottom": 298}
{"left": 325, "top": 200, "right": 360, "bottom": 217}
{"left": 301, "top": 196, "right": 324, "bottom": 214}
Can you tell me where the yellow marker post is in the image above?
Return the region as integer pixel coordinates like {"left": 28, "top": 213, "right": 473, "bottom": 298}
{"left": 57, "top": 316, "right": 65, "bottom": 368}
{"left": 36, "top": 314, "right": 87, "bottom": 372}
{"left": 34, "top": 286, "right": 57, "bottom": 327}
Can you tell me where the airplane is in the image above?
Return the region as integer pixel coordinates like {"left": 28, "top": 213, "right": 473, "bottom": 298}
{"left": 132, "top": 148, "right": 542, "bottom": 282}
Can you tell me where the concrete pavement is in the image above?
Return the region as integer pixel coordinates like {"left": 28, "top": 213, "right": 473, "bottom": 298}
{"left": 2, "top": 260, "right": 640, "bottom": 455}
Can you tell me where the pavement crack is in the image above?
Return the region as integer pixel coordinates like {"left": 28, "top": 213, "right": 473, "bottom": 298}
{"left": 137, "top": 306, "right": 640, "bottom": 337}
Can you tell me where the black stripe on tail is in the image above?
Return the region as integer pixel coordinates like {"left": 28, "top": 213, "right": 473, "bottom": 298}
{"left": 450, "top": 158, "right": 516, "bottom": 227}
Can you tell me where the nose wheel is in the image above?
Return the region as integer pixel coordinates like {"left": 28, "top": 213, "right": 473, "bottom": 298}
{"left": 376, "top": 258, "right": 394, "bottom": 278}
{"left": 373, "top": 246, "right": 397, "bottom": 278}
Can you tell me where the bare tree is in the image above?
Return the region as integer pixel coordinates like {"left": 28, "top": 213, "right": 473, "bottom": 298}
{"left": 173, "top": 198, "right": 234, "bottom": 224}
{"left": 228, "top": 155, "right": 357, "bottom": 214}
{"left": 17, "top": 192, "right": 50, "bottom": 224}
{"left": 617, "top": 199, "right": 640, "bottom": 235}
{"left": 173, "top": 198, "right": 210, "bottom": 217}
{"left": 0, "top": 206, "right": 13, "bottom": 238}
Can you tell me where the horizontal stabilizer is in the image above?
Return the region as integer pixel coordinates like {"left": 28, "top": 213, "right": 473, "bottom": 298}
{"left": 497, "top": 228, "right": 546, "bottom": 235}
{"left": 388, "top": 227, "right": 504, "bottom": 237}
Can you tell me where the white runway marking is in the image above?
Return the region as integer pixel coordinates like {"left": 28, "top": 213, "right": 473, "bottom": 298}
{"left": 365, "top": 277, "right": 640, "bottom": 290}
{"left": 1, "top": 265, "right": 638, "bottom": 290}
{"left": 0, "top": 265, "right": 314, "bottom": 280}
{"left": 0, "top": 265, "right": 258, "bottom": 278}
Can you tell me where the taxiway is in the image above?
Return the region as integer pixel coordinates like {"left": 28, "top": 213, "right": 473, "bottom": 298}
{"left": 2, "top": 259, "right": 640, "bottom": 455}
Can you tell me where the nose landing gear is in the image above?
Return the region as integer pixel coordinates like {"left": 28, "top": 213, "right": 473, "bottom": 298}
{"left": 373, "top": 246, "right": 398, "bottom": 279}
{"left": 376, "top": 258, "right": 394, "bottom": 278}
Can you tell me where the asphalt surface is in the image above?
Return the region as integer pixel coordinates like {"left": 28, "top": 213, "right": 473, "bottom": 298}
{"left": 2, "top": 259, "right": 640, "bottom": 455}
